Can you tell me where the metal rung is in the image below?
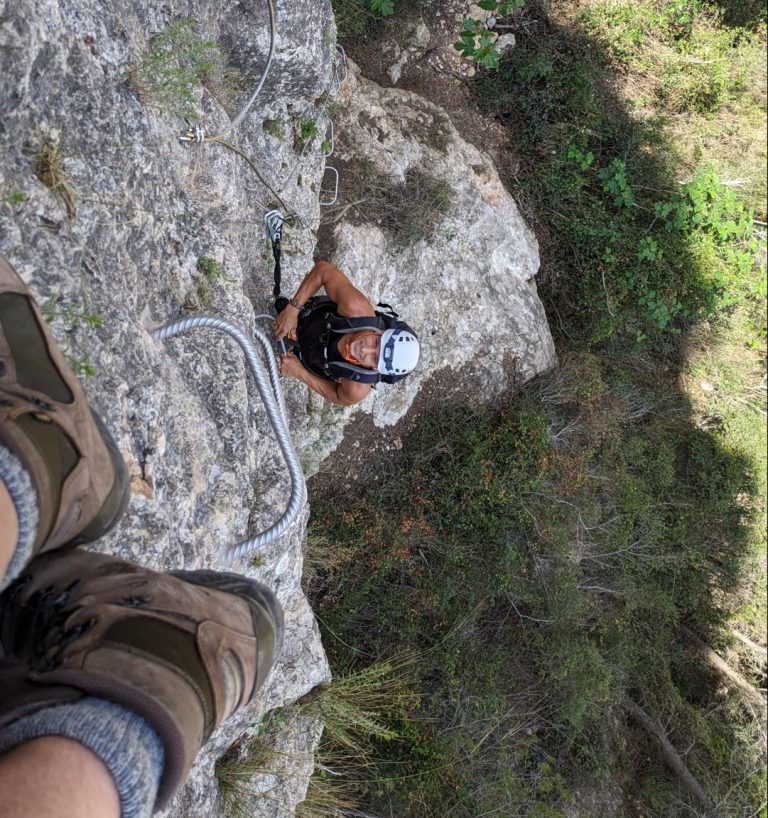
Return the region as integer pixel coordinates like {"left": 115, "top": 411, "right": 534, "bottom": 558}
{"left": 333, "top": 45, "right": 349, "bottom": 90}
{"left": 319, "top": 165, "right": 339, "bottom": 206}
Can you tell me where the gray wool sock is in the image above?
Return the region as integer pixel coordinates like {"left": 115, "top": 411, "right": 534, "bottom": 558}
{"left": 0, "top": 697, "right": 165, "bottom": 818}
{"left": 0, "top": 444, "right": 39, "bottom": 590}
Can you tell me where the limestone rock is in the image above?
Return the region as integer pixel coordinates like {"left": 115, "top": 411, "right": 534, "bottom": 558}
{"left": 385, "top": 18, "right": 431, "bottom": 85}
{"left": 496, "top": 32, "right": 517, "bottom": 56}
{"left": 0, "top": 0, "right": 334, "bottom": 815}
{"left": 290, "top": 63, "right": 557, "bottom": 473}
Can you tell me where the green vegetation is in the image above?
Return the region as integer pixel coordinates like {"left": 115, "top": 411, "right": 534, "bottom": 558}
{"left": 296, "top": 661, "right": 418, "bottom": 818}
{"left": 295, "top": 118, "right": 321, "bottom": 151}
{"left": 40, "top": 299, "right": 103, "bottom": 379}
{"left": 32, "top": 137, "right": 76, "bottom": 221}
{"left": 472, "top": 0, "right": 765, "bottom": 345}
{"left": 216, "top": 712, "right": 282, "bottom": 818}
{"left": 186, "top": 256, "right": 224, "bottom": 309}
{"left": 1, "top": 188, "right": 25, "bottom": 206}
{"left": 196, "top": 255, "right": 223, "bottom": 283}
{"left": 454, "top": 1, "right": 525, "bottom": 69}
{"left": 41, "top": 300, "right": 103, "bottom": 332}
{"left": 309, "top": 349, "right": 766, "bottom": 815}
{"left": 312, "top": 0, "right": 767, "bottom": 814}
{"left": 367, "top": 0, "right": 394, "bottom": 15}
{"left": 129, "top": 19, "right": 235, "bottom": 118}
{"left": 262, "top": 118, "right": 283, "bottom": 140}
{"left": 331, "top": 0, "right": 432, "bottom": 41}
{"left": 343, "top": 159, "right": 454, "bottom": 247}
{"left": 217, "top": 663, "right": 415, "bottom": 818}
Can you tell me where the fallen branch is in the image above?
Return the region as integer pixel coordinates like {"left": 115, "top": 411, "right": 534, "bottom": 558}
{"left": 624, "top": 698, "right": 721, "bottom": 818}
{"left": 682, "top": 626, "right": 766, "bottom": 714}
{"left": 731, "top": 629, "right": 768, "bottom": 660}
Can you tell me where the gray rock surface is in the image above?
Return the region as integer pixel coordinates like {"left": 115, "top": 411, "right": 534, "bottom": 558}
{"left": 0, "top": 1, "right": 333, "bottom": 815}
{"left": 0, "top": 0, "right": 555, "bottom": 815}
{"left": 290, "top": 63, "right": 556, "bottom": 474}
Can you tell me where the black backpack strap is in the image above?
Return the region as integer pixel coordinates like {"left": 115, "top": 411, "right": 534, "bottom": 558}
{"left": 325, "top": 360, "right": 382, "bottom": 384}
{"left": 376, "top": 301, "right": 400, "bottom": 319}
{"left": 325, "top": 314, "right": 387, "bottom": 334}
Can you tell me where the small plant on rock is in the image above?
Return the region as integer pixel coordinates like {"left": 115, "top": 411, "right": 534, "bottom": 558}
{"left": 295, "top": 118, "right": 320, "bottom": 151}
{"left": 454, "top": 1, "right": 524, "bottom": 70}
{"left": 184, "top": 256, "right": 225, "bottom": 310}
{"left": 33, "top": 137, "right": 76, "bottom": 221}
{"left": 1, "top": 188, "right": 25, "bottom": 207}
{"left": 39, "top": 299, "right": 103, "bottom": 378}
{"left": 130, "top": 19, "right": 221, "bottom": 118}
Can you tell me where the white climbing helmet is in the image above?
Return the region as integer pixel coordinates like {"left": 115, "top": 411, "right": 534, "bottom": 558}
{"left": 378, "top": 327, "right": 420, "bottom": 377}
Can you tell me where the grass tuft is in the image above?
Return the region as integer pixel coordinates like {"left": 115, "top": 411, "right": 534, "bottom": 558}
{"left": 33, "top": 137, "right": 76, "bottom": 221}
{"left": 129, "top": 19, "right": 235, "bottom": 118}
{"left": 342, "top": 159, "right": 455, "bottom": 248}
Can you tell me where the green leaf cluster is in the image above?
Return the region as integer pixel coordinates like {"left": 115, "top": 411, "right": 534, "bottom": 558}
{"left": 368, "top": 0, "right": 394, "bottom": 14}
{"left": 454, "top": 1, "right": 525, "bottom": 70}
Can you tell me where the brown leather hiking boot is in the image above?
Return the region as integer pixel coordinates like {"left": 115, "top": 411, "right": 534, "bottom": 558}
{"left": 0, "top": 549, "right": 284, "bottom": 810}
{"left": 0, "top": 255, "right": 129, "bottom": 553}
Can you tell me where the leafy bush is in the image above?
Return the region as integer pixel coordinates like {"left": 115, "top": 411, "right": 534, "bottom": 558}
{"left": 454, "top": 1, "right": 525, "bottom": 69}
{"left": 471, "top": 2, "right": 763, "bottom": 344}
{"left": 308, "top": 345, "right": 765, "bottom": 815}
{"left": 316, "top": 1, "right": 766, "bottom": 815}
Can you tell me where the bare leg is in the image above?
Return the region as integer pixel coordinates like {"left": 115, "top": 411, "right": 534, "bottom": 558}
{"left": 0, "top": 481, "right": 19, "bottom": 580}
{"left": 0, "top": 737, "right": 120, "bottom": 818}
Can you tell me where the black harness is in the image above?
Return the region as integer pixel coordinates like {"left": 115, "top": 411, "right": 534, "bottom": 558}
{"left": 295, "top": 298, "right": 414, "bottom": 386}
{"left": 266, "top": 215, "right": 413, "bottom": 386}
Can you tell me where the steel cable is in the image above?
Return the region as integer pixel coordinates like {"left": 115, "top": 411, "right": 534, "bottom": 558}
{"left": 152, "top": 314, "right": 305, "bottom": 561}
{"left": 218, "top": 0, "right": 277, "bottom": 138}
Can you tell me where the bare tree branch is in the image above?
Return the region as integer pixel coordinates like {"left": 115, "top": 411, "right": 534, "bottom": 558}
{"left": 682, "top": 626, "right": 766, "bottom": 714}
{"left": 624, "top": 698, "right": 722, "bottom": 818}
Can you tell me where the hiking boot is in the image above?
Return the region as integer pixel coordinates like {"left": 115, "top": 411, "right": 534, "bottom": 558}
{"left": 0, "top": 255, "right": 130, "bottom": 553}
{"left": 0, "top": 549, "right": 284, "bottom": 810}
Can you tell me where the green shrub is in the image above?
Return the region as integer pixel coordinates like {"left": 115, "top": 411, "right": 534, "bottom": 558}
{"left": 454, "top": 2, "right": 526, "bottom": 70}
{"left": 470, "top": 3, "right": 763, "bottom": 344}
{"left": 315, "top": 2, "right": 766, "bottom": 814}
{"left": 130, "top": 19, "right": 221, "bottom": 118}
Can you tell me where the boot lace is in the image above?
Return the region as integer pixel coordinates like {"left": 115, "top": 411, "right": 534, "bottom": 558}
{"left": 1, "top": 575, "right": 96, "bottom": 671}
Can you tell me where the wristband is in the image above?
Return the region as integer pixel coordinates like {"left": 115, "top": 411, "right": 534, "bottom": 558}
{"left": 288, "top": 297, "right": 304, "bottom": 311}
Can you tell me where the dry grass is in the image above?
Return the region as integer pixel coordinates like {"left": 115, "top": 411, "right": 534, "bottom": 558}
{"left": 33, "top": 137, "right": 76, "bottom": 221}
{"left": 333, "top": 158, "right": 455, "bottom": 248}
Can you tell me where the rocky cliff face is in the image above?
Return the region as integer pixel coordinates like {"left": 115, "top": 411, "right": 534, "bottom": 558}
{"left": 0, "top": 0, "right": 554, "bottom": 815}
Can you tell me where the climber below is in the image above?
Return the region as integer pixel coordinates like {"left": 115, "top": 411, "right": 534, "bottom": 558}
{"left": 273, "top": 260, "right": 420, "bottom": 406}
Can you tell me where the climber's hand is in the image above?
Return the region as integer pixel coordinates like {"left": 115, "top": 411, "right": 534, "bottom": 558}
{"left": 273, "top": 306, "right": 299, "bottom": 341}
{"left": 278, "top": 351, "right": 304, "bottom": 379}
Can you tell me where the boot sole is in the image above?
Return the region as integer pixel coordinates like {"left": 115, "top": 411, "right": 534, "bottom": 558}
{"left": 67, "top": 410, "right": 131, "bottom": 547}
{"left": 170, "top": 570, "right": 285, "bottom": 689}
